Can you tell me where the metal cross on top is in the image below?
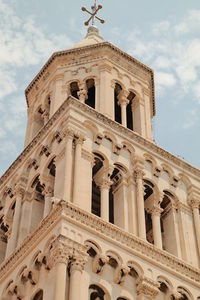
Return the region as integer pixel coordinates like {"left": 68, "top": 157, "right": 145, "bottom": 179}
{"left": 82, "top": 0, "right": 105, "bottom": 27}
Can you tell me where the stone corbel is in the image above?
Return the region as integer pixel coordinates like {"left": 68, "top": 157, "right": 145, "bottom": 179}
{"left": 153, "top": 165, "right": 161, "bottom": 178}
{"left": 112, "top": 143, "right": 122, "bottom": 155}
{"left": 40, "top": 145, "right": 51, "bottom": 157}
{"left": 92, "top": 254, "right": 108, "bottom": 274}
{"left": 54, "top": 130, "right": 64, "bottom": 144}
{"left": 94, "top": 132, "right": 103, "bottom": 145}
{"left": 170, "top": 291, "right": 182, "bottom": 300}
{"left": 21, "top": 266, "right": 39, "bottom": 285}
{"left": 170, "top": 176, "right": 179, "bottom": 188}
{"left": 114, "top": 264, "right": 130, "bottom": 284}
{"left": 136, "top": 277, "right": 159, "bottom": 299}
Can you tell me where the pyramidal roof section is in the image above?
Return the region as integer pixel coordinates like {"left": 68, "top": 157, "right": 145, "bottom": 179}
{"left": 72, "top": 26, "right": 104, "bottom": 48}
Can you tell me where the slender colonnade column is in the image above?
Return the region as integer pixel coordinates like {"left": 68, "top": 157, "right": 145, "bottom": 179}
{"left": 134, "top": 166, "right": 146, "bottom": 240}
{"left": 63, "top": 130, "right": 74, "bottom": 201}
{"left": 99, "top": 179, "right": 112, "bottom": 222}
{"left": 6, "top": 185, "right": 25, "bottom": 257}
{"left": 118, "top": 90, "right": 129, "bottom": 127}
{"left": 69, "top": 256, "right": 87, "bottom": 300}
{"left": 50, "top": 238, "right": 70, "bottom": 300}
{"left": 73, "top": 136, "right": 85, "bottom": 205}
{"left": 43, "top": 186, "right": 53, "bottom": 218}
{"left": 151, "top": 205, "right": 163, "bottom": 249}
{"left": 189, "top": 198, "right": 200, "bottom": 259}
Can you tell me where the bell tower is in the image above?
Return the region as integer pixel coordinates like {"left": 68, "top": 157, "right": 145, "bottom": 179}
{"left": 1, "top": 2, "right": 200, "bottom": 300}
{"left": 24, "top": 6, "right": 155, "bottom": 147}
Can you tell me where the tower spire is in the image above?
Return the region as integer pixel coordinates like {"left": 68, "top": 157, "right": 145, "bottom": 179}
{"left": 82, "top": 1, "right": 105, "bottom": 27}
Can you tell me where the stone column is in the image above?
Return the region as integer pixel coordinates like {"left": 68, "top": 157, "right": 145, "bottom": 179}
{"left": 118, "top": 90, "right": 129, "bottom": 127}
{"left": 51, "top": 74, "right": 64, "bottom": 114}
{"left": 127, "top": 176, "right": 138, "bottom": 235}
{"left": 99, "top": 63, "right": 114, "bottom": 119}
{"left": 99, "top": 179, "right": 112, "bottom": 222}
{"left": 54, "top": 131, "right": 74, "bottom": 201}
{"left": 18, "top": 193, "right": 32, "bottom": 245}
{"left": 6, "top": 186, "right": 25, "bottom": 257}
{"left": 77, "top": 82, "right": 87, "bottom": 103}
{"left": 136, "top": 277, "right": 159, "bottom": 300}
{"left": 132, "top": 95, "right": 146, "bottom": 138}
{"left": 94, "top": 167, "right": 113, "bottom": 222}
{"left": 190, "top": 199, "right": 200, "bottom": 259}
{"left": 69, "top": 255, "right": 87, "bottom": 300}
{"left": 73, "top": 136, "right": 85, "bottom": 205}
{"left": 49, "top": 236, "right": 72, "bottom": 300}
{"left": 134, "top": 166, "right": 146, "bottom": 240}
{"left": 43, "top": 186, "right": 53, "bottom": 218}
{"left": 150, "top": 205, "right": 163, "bottom": 249}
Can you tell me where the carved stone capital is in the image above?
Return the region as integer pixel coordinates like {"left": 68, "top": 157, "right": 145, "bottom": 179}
{"left": 49, "top": 236, "right": 72, "bottom": 268}
{"left": 117, "top": 90, "right": 129, "bottom": 106}
{"left": 70, "top": 252, "right": 88, "bottom": 273}
{"left": 136, "top": 277, "right": 159, "bottom": 298}
{"left": 149, "top": 205, "right": 163, "bottom": 217}
{"left": 188, "top": 198, "right": 200, "bottom": 209}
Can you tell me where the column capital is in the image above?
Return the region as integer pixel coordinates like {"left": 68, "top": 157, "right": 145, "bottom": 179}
{"left": 94, "top": 166, "right": 114, "bottom": 189}
{"left": 117, "top": 90, "right": 129, "bottom": 106}
{"left": 70, "top": 253, "right": 88, "bottom": 273}
{"left": 136, "top": 277, "right": 159, "bottom": 298}
{"left": 49, "top": 236, "right": 72, "bottom": 268}
{"left": 42, "top": 186, "right": 54, "bottom": 197}
{"left": 188, "top": 198, "right": 200, "bottom": 209}
{"left": 64, "top": 128, "right": 75, "bottom": 140}
{"left": 148, "top": 205, "right": 163, "bottom": 217}
{"left": 74, "top": 134, "right": 86, "bottom": 146}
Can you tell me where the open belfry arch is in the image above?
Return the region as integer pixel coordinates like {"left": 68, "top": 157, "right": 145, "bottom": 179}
{"left": 0, "top": 1, "right": 200, "bottom": 299}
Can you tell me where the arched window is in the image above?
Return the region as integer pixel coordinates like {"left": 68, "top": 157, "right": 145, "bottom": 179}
{"left": 70, "top": 81, "right": 79, "bottom": 99}
{"left": 32, "top": 107, "right": 45, "bottom": 138}
{"left": 92, "top": 154, "right": 104, "bottom": 217}
{"left": 32, "top": 290, "right": 43, "bottom": 300}
{"left": 126, "top": 91, "right": 135, "bottom": 131}
{"left": 144, "top": 180, "right": 154, "bottom": 244}
{"left": 89, "top": 285, "right": 105, "bottom": 300}
{"left": 30, "top": 176, "right": 45, "bottom": 231}
{"left": 114, "top": 83, "right": 122, "bottom": 124}
{"left": 86, "top": 79, "right": 95, "bottom": 108}
{"left": 0, "top": 215, "right": 8, "bottom": 263}
{"left": 160, "top": 191, "right": 178, "bottom": 255}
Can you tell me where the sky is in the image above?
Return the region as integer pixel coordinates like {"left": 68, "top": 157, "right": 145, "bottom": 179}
{"left": 0, "top": 0, "right": 200, "bottom": 176}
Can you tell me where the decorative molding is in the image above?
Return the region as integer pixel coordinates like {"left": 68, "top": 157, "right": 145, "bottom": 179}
{"left": 1, "top": 98, "right": 200, "bottom": 195}
{"left": 136, "top": 277, "right": 159, "bottom": 298}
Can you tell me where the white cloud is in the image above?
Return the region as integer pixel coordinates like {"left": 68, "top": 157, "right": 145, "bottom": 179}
{"left": 126, "top": 9, "right": 200, "bottom": 105}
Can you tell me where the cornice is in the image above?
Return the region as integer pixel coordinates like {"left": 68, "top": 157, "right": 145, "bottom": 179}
{"left": 1, "top": 97, "right": 200, "bottom": 190}
{"left": 0, "top": 201, "right": 199, "bottom": 286}
{"left": 24, "top": 41, "right": 155, "bottom": 115}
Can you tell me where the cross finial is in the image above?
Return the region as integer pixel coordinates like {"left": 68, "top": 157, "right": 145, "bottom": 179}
{"left": 82, "top": 1, "right": 105, "bottom": 27}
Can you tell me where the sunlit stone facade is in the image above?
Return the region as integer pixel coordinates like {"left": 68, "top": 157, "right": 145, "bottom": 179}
{"left": 0, "top": 26, "right": 200, "bottom": 300}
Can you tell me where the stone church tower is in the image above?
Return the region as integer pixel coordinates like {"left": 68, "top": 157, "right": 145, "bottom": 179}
{"left": 0, "top": 5, "right": 200, "bottom": 300}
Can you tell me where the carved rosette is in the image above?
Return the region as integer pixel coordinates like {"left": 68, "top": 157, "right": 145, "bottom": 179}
{"left": 136, "top": 277, "right": 159, "bottom": 298}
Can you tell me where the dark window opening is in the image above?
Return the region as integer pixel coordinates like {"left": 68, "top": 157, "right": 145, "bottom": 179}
{"left": 86, "top": 79, "right": 95, "bottom": 108}
{"left": 91, "top": 155, "right": 103, "bottom": 217}
{"left": 89, "top": 285, "right": 105, "bottom": 300}
{"left": 109, "top": 188, "right": 114, "bottom": 224}
{"left": 127, "top": 92, "right": 135, "bottom": 131}
{"left": 114, "top": 83, "right": 122, "bottom": 124}
{"left": 33, "top": 290, "right": 43, "bottom": 300}
{"left": 48, "top": 158, "right": 56, "bottom": 177}
{"left": 145, "top": 210, "right": 153, "bottom": 244}
{"left": 70, "top": 82, "right": 79, "bottom": 99}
